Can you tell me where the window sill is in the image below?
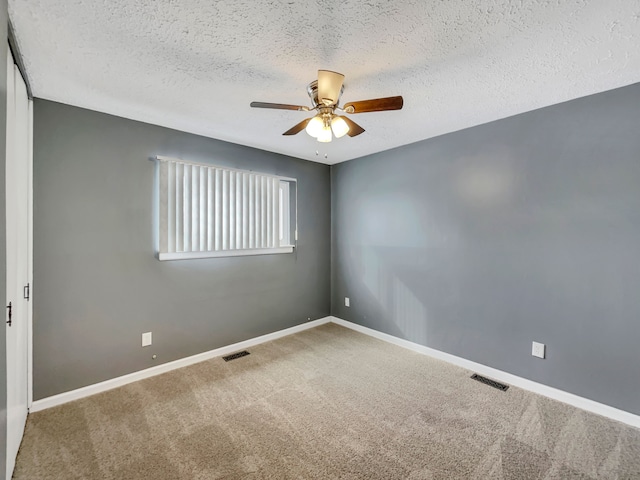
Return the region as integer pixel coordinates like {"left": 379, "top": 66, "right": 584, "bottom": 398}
{"left": 158, "top": 246, "right": 294, "bottom": 261}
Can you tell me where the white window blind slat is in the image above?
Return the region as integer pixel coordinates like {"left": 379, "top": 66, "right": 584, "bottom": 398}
{"left": 262, "top": 176, "right": 267, "bottom": 248}
{"left": 184, "top": 165, "right": 192, "bottom": 252}
{"left": 272, "top": 177, "right": 279, "bottom": 247}
{"left": 168, "top": 162, "right": 176, "bottom": 253}
{"left": 236, "top": 173, "right": 242, "bottom": 249}
{"left": 256, "top": 175, "right": 262, "bottom": 249}
{"left": 215, "top": 169, "right": 222, "bottom": 251}
{"left": 262, "top": 176, "right": 268, "bottom": 248}
{"left": 249, "top": 174, "right": 255, "bottom": 249}
{"left": 158, "top": 162, "right": 168, "bottom": 254}
{"left": 207, "top": 169, "right": 214, "bottom": 251}
{"left": 200, "top": 166, "right": 207, "bottom": 251}
{"left": 192, "top": 166, "right": 200, "bottom": 252}
{"left": 266, "top": 178, "right": 272, "bottom": 248}
{"left": 176, "top": 163, "right": 184, "bottom": 252}
{"left": 242, "top": 173, "right": 249, "bottom": 250}
{"left": 222, "top": 170, "right": 229, "bottom": 250}
{"left": 229, "top": 172, "right": 236, "bottom": 250}
{"left": 156, "top": 157, "right": 294, "bottom": 260}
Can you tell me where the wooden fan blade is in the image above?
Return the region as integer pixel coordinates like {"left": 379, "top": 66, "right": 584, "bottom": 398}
{"left": 318, "top": 70, "right": 344, "bottom": 106}
{"left": 250, "top": 102, "right": 308, "bottom": 111}
{"left": 343, "top": 96, "right": 403, "bottom": 114}
{"left": 283, "top": 118, "right": 311, "bottom": 136}
{"left": 339, "top": 116, "right": 365, "bottom": 137}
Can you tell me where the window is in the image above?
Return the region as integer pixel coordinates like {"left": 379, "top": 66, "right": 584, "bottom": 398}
{"left": 155, "top": 156, "right": 296, "bottom": 260}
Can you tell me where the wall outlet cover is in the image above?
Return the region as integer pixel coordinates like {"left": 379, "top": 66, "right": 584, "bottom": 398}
{"left": 345, "top": 297, "right": 350, "bottom": 307}
{"left": 142, "top": 332, "right": 152, "bottom": 347}
{"left": 532, "top": 341, "right": 545, "bottom": 359}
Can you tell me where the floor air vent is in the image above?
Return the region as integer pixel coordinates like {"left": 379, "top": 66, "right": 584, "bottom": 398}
{"left": 222, "top": 350, "right": 250, "bottom": 362}
{"left": 471, "top": 374, "right": 509, "bottom": 391}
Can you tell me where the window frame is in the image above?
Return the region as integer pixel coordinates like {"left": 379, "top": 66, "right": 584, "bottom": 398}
{"left": 154, "top": 156, "right": 297, "bottom": 261}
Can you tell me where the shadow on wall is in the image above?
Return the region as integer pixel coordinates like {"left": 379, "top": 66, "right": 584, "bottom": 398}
{"left": 358, "top": 245, "right": 428, "bottom": 343}
{"left": 336, "top": 124, "right": 640, "bottom": 397}
{"left": 336, "top": 144, "right": 608, "bottom": 362}
{"left": 346, "top": 244, "right": 465, "bottom": 350}
{"left": 341, "top": 149, "right": 520, "bottom": 348}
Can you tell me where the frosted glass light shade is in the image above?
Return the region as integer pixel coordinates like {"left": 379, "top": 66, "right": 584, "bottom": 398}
{"left": 331, "top": 116, "right": 349, "bottom": 138}
{"left": 305, "top": 116, "right": 324, "bottom": 137}
{"left": 317, "top": 126, "right": 332, "bottom": 143}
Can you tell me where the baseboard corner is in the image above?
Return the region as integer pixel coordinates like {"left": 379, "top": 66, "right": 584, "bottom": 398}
{"left": 329, "top": 316, "right": 640, "bottom": 429}
{"left": 31, "top": 316, "right": 332, "bottom": 413}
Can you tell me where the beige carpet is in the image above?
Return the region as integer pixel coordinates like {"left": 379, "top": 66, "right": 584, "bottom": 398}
{"left": 14, "top": 323, "right": 640, "bottom": 479}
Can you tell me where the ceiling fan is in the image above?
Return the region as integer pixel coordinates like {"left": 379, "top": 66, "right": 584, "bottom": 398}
{"left": 250, "top": 70, "right": 403, "bottom": 143}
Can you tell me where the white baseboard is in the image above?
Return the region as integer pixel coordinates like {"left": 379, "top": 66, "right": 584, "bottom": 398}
{"left": 330, "top": 316, "right": 640, "bottom": 429}
{"left": 30, "top": 317, "right": 331, "bottom": 413}
{"left": 30, "top": 315, "right": 640, "bottom": 430}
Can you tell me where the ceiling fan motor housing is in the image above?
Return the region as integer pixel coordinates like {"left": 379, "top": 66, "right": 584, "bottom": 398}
{"left": 306, "top": 80, "right": 344, "bottom": 108}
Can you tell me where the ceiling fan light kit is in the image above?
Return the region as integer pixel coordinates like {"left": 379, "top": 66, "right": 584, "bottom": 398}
{"left": 305, "top": 115, "right": 324, "bottom": 137}
{"left": 317, "top": 125, "right": 332, "bottom": 143}
{"left": 331, "top": 116, "right": 349, "bottom": 138}
{"left": 251, "top": 70, "right": 403, "bottom": 143}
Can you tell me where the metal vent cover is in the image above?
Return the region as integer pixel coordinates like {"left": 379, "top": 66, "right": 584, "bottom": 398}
{"left": 471, "top": 373, "right": 509, "bottom": 391}
{"left": 222, "top": 350, "right": 250, "bottom": 362}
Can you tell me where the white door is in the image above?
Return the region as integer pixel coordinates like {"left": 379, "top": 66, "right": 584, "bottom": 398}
{"left": 6, "top": 46, "right": 30, "bottom": 480}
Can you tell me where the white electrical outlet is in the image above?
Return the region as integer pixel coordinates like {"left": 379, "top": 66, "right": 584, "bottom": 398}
{"left": 532, "top": 341, "right": 545, "bottom": 359}
{"left": 345, "top": 297, "right": 350, "bottom": 307}
{"left": 142, "top": 332, "right": 152, "bottom": 347}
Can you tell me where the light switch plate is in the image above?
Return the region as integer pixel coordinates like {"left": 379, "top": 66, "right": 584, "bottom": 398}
{"left": 532, "top": 341, "right": 545, "bottom": 359}
{"left": 142, "top": 332, "right": 152, "bottom": 347}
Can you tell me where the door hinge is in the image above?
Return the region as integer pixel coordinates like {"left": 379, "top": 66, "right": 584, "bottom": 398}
{"left": 6, "top": 302, "right": 11, "bottom": 326}
{"left": 24, "top": 283, "right": 30, "bottom": 301}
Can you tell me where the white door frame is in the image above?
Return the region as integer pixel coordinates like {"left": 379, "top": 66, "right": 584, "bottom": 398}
{"left": 27, "top": 95, "right": 33, "bottom": 410}
{"left": 5, "top": 44, "right": 33, "bottom": 480}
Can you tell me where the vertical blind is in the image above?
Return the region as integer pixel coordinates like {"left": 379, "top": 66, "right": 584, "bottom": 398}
{"left": 156, "top": 156, "right": 294, "bottom": 260}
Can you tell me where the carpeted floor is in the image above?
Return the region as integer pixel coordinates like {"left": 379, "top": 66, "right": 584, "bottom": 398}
{"left": 14, "top": 323, "right": 640, "bottom": 479}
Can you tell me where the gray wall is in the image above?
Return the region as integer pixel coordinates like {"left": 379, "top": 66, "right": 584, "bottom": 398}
{"left": 33, "top": 100, "right": 331, "bottom": 400}
{"left": 332, "top": 82, "right": 640, "bottom": 415}
{"left": 1, "top": 0, "right": 9, "bottom": 473}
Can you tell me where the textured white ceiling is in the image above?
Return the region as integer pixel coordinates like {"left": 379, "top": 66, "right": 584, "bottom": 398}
{"left": 8, "top": 0, "right": 640, "bottom": 164}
